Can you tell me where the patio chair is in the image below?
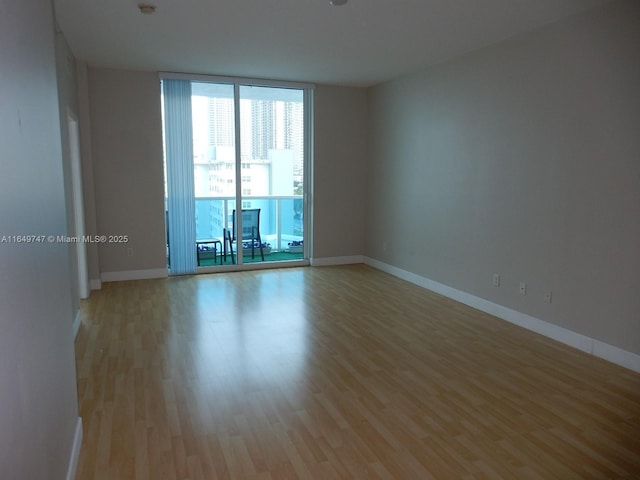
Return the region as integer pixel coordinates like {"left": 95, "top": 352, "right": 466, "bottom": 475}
{"left": 224, "top": 208, "right": 265, "bottom": 263}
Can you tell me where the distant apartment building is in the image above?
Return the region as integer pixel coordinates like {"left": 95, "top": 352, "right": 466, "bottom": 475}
{"left": 192, "top": 94, "right": 304, "bottom": 248}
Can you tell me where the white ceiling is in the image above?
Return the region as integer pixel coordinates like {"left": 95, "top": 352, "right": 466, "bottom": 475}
{"left": 53, "top": 0, "right": 611, "bottom": 87}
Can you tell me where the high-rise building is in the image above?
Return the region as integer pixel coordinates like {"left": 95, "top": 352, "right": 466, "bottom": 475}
{"left": 187, "top": 87, "right": 304, "bottom": 247}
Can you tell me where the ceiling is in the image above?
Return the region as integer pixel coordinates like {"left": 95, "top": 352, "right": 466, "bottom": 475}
{"left": 53, "top": 0, "right": 611, "bottom": 87}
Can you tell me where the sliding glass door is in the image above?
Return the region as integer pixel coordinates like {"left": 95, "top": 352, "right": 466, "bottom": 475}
{"left": 191, "top": 82, "right": 237, "bottom": 269}
{"left": 163, "top": 76, "right": 311, "bottom": 274}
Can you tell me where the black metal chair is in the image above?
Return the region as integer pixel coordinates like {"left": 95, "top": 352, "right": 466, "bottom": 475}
{"left": 224, "top": 208, "right": 264, "bottom": 263}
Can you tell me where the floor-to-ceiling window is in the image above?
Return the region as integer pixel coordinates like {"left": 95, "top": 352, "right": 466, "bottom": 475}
{"left": 162, "top": 75, "right": 312, "bottom": 274}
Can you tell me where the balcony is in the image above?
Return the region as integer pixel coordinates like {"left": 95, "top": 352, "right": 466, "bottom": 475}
{"left": 193, "top": 195, "right": 304, "bottom": 265}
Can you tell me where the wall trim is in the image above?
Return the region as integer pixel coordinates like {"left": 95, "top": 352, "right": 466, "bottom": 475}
{"left": 89, "top": 278, "right": 102, "bottom": 290}
{"left": 310, "top": 255, "right": 364, "bottom": 267}
{"left": 65, "top": 417, "right": 83, "bottom": 480}
{"left": 73, "top": 309, "right": 81, "bottom": 339}
{"left": 364, "top": 257, "right": 640, "bottom": 373}
{"left": 100, "top": 268, "right": 168, "bottom": 283}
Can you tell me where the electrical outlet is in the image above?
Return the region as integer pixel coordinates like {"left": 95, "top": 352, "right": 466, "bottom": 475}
{"left": 519, "top": 282, "right": 527, "bottom": 295}
{"left": 493, "top": 273, "right": 500, "bottom": 287}
{"left": 127, "top": 247, "right": 134, "bottom": 257}
{"left": 544, "top": 291, "right": 552, "bottom": 303}
{"left": 383, "top": 241, "right": 387, "bottom": 251}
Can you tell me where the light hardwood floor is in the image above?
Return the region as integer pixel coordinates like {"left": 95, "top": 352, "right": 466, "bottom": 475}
{"left": 74, "top": 265, "right": 640, "bottom": 479}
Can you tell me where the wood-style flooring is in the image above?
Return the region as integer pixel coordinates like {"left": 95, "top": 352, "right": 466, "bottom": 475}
{"left": 74, "top": 265, "right": 640, "bottom": 479}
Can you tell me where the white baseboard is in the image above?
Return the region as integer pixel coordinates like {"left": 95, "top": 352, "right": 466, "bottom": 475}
{"left": 364, "top": 257, "right": 640, "bottom": 373}
{"left": 73, "top": 309, "right": 81, "bottom": 339}
{"left": 65, "top": 417, "right": 83, "bottom": 480}
{"left": 89, "top": 278, "right": 102, "bottom": 290}
{"left": 310, "top": 255, "right": 364, "bottom": 267}
{"left": 100, "top": 268, "right": 168, "bottom": 283}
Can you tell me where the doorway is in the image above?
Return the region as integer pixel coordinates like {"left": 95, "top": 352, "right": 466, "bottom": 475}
{"left": 162, "top": 76, "right": 312, "bottom": 274}
{"left": 67, "top": 111, "right": 89, "bottom": 299}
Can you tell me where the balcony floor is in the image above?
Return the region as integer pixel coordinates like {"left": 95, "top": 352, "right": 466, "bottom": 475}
{"left": 197, "top": 250, "right": 303, "bottom": 266}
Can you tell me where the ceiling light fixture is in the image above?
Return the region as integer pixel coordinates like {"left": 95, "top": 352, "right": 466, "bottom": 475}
{"left": 329, "top": 0, "right": 348, "bottom": 5}
{"left": 138, "top": 3, "right": 157, "bottom": 15}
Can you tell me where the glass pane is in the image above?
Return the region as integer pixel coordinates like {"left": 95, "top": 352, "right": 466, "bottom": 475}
{"left": 191, "top": 82, "right": 236, "bottom": 267}
{"left": 239, "top": 85, "right": 305, "bottom": 262}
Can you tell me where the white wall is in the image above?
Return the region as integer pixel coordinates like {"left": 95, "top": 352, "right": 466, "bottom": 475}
{"left": 87, "top": 68, "right": 167, "bottom": 278}
{"left": 313, "top": 85, "right": 368, "bottom": 259}
{"left": 0, "top": 0, "right": 80, "bottom": 478}
{"left": 366, "top": 0, "right": 640, "bottom": 355}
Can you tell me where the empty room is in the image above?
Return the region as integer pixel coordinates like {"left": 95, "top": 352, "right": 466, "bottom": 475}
{"left": 1, "top": 0, "right": 639, "bottom": 479}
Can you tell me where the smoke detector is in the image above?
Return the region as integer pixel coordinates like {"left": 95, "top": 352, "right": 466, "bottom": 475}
{"left": 138, "top": 3, "right": 157, "bottom": 15}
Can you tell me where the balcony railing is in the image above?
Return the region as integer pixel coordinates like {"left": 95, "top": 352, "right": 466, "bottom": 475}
{"left": 194, "top": 196, "right": 304, "bottom": 252}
